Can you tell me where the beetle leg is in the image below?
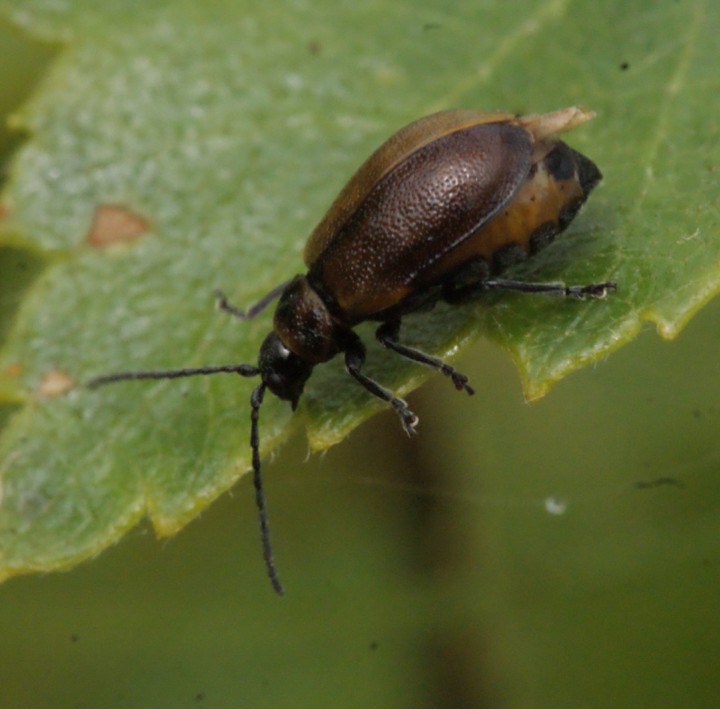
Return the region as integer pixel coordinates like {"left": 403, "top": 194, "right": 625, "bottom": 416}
{"left": 376, "top": 320, "right": 474, "bottom": 395}
{"left": 214, "top": 279, "right": 292, "bottom": 320}
{"left": 481, "top": 278, "right": 616, "bottom": 299}
{"left": 343, "top": 332, "right": 419, "bottom": 436}
{"left": 445, "top": 277, "right": 616, "bottom": 302}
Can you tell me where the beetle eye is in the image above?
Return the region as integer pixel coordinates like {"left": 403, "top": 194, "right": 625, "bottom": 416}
{"left": 258, "top": 332, "right": 313, "bottom": 403}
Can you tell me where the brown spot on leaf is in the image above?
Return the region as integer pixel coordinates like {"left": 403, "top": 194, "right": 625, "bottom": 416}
{"left": 86, "top": 204, "right": 150, "bottom": 248}
{"left": 39, "top": 369, "right": 75, "bottom": 397}
{"left": 0, "top": 204, "right": 9, "bottom": 221}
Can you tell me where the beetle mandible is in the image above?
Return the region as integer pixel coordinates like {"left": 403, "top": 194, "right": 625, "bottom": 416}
{"left": 90, "top": 106, "right": 616, "bottom": 595}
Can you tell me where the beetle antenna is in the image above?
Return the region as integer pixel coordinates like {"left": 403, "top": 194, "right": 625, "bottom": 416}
{"left": 250, "top": 382, "right": 284, "bottom": 595}
{"left": 87, "top": 363, "right": 261, "bottom": 388}
{"left": 88, "top": 364, "right": 284, "bottom": 594}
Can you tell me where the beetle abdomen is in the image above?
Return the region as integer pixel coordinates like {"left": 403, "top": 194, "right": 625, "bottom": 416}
{"left": 419, "top": 141, "right": 602, "bottom": 286}
{"left": 308, "top": 122, "right": 532, "bottom": 321}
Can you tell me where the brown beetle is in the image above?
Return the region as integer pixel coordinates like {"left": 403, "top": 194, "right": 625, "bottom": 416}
{"left": 90, "top": 106, "right": 615, "bottom": 594}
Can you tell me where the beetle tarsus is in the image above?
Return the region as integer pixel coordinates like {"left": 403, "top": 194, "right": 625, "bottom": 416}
{"left": 393, "top": 400, "right": 420, "bottom": 436}
{"left": 564, "top": 281, "right": 617, "bottom": 299}
{"left": 449, "top": 371, "right": 475, "bottom": 395}
{"left": 214, "top": 289, "right": 246, "bottom": 318}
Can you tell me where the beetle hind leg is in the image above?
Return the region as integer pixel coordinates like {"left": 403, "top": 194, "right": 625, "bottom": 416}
{"left": 444, "top": 274, "right": 616, "bottom": 303}
{"left": 480, "top": 278, "right": 616, "bottom": 299}
{"left": 376, "top": 320, "right": 474, "bottom": 395}
{"left": 343, "top": 332, "right": 419, "bottom": 436}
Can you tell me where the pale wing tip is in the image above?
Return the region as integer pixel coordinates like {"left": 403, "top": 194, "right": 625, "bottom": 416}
{"left": 518, "top": 106, "right": 596, "bottom": 141}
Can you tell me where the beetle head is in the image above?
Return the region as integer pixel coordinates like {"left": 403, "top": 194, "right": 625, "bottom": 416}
{"left": 258, "top": 331, "right": 313, "bottom": 409}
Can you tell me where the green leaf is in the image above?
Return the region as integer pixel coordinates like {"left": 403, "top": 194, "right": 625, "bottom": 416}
{"left": 0, "top": 0, "right": 718, "bottom": 579}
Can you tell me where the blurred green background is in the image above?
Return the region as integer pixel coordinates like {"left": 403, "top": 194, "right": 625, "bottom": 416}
{"left": 1, "top": 16, "right": 719, "bottom": 709}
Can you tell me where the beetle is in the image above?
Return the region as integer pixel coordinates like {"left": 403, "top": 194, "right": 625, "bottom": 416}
{"left": 89, "top": 106, "right": 615, "bottom": 594}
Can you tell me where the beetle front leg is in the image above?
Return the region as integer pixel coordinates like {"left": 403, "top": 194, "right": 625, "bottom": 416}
{"left": 376, "top": 320, "right": 474, "bottom": 395}
{"left": 343, "top": 332, "right": 419, "bottom": 436}
{"left": 214, "top": 279, "right": 293, "bottom": 320}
